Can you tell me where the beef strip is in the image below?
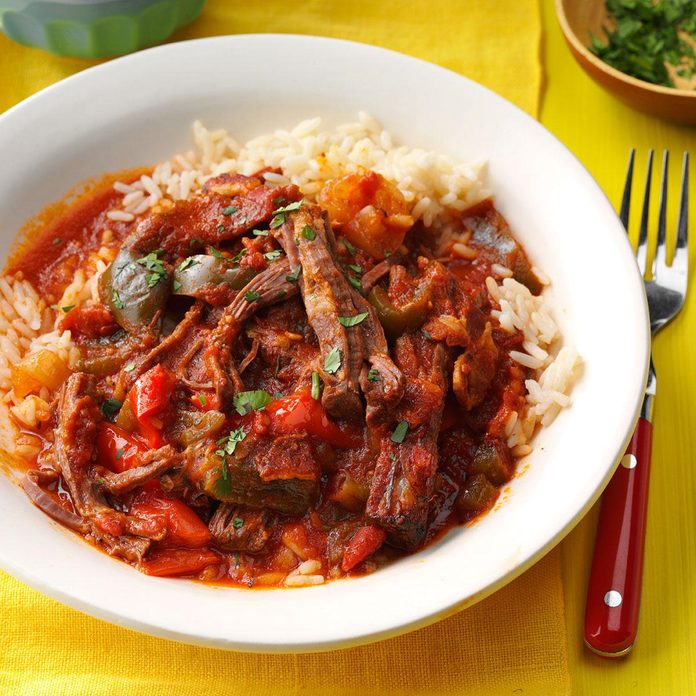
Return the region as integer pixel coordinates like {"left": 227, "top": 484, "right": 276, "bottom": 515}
{"left": 123, "top": 178, "right": 301, "bottom": 256}
{"left": 115, "top": 301, "right": 204, "bottom": 394}
{"left": 360, "top": 255, "right": 398, "bottom": 293}
{"left": 94, "top": 445, "right": 183, "bottom": 495}
{"left": 365, "top": 335, "right": 448, "bottom": 549}
{"left": 209, "top": 504, "right": 273, "bottom": 553}
{"left": 273, "top": 207, "right": 366, "bottom": 419}
{"left": 54, "top": 373, "right": 109, "bottom": 518}
{"left": 203, "top": 257, "right": 299, "bottom": 400}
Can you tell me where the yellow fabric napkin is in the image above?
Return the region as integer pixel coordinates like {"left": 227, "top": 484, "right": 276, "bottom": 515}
{"left": 0, "top": 1, "right": 570, "bottom": 694}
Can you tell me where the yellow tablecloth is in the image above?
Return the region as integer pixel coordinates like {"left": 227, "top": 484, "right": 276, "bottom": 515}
{"left": 0, "top": 1, "right": 693, "bottom": 694}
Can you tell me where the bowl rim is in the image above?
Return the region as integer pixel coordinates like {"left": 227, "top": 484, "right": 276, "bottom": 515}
{"left": 555, "top": 0, "right": 696, "bottom": 99}
{"left": 0, "top": 33, "right": 651, "bottom": 652}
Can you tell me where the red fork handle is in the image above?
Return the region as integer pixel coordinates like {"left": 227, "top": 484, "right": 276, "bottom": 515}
{"left": 584, "top": 418, "right": 653, "bottom": 657}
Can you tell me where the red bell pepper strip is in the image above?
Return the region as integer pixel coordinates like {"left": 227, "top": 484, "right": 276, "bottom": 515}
{"left": 130, "top": 364, "right": 175, "bottom": 420}
{"left": 130, "top": 491, "right": 212, "bottom": 548}
{"left": 96, "top": 423, "right": 147, "bottom": 473}
{"left": 265, "top": 392, "right": 361, "bottom": 448}
{"left": 141, "top": 549, "right": 219, "bottom": 577}
{"left": 341, "top": 524, "right": 386, "bottom": 572}
{"left": 129, "top": 364, "right": 175, "bottom": 448}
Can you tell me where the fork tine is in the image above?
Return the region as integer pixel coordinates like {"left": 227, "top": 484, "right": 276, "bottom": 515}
{"left": 653, "top": 150, "right": 669, "bottom": 276}
{"left": 619, "top": 148, "right": 635, "bottom": 230}
{"left": 636, "top": 149, "right": 654, "bottom": 276}
{"left": 676, "top": 152, "right": 689, "bottom": 252}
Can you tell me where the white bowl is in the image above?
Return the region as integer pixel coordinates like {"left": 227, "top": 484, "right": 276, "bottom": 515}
{"left": 0, "top": 35, "right": 649, "bottom": 652}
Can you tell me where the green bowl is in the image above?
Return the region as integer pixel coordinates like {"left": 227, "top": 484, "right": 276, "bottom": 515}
{"left": 0, "top": 0, "right": 205, "bottom": 58}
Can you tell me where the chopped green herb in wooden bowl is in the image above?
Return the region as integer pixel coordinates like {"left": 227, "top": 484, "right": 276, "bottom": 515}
{"left": 556, "top": 0, "right": 696, "bottom": 123}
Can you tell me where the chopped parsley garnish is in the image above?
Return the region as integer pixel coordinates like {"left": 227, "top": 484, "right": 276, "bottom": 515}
{"left": 136, "top": 250, "right": 168, "bottom": 288}
{"left": 311, "top": 371, "right": 321, "bottom": 400}
{"left": 217, "top": 224, "right": 225, "bottom": 234}
{"left": 173, "top": 280, "right": 182, "bottom": 291}
{"left": 233, "top": 517, "right": 244, "bottom": 529}
{"left": 208, "top": 247, "right": 227, "bottom": 261}
{"left": 323, "top": 347, "right": 342, "bottom": 375}
{"left": 222, "top": 205, "right": 238, "bottom": 216}
{"left": 197, "top": 394, "right": 207, "bottom": 407}
{"left": 111, "top": 288, "right": 124, "bottom": 310}
{"left": 389, "top": 452, "right": 396, "bottom": 461}
{"left": 244, "top": 290, "right": 261, "bottom": 302}
{"left": 115, "top": 447, "right": 125, "bottom": 461}
{"left": 347, "top": 275, "right": 363, "bottom": 292}
{"left": 422, "top": 329, "right": 433, "bottom": 340}
{"left": 215, "top": 428, "right": 247, "bottom": 458}
{"left": 253, "top": 229, "right": 269, "bottom": 237}
{"left": 52, "top": 237, "right": 62, "bottom": 246}
{"left": 302, "top": 225, "right": 316, "bottom": 241}
{"left": 391, "top": 421, "right": 409, "bottom": 444}
{"left": 348, "top": 264, "right": 363, "bottom": 274}
{"left": 270, "top": 199, "right": 303, "bottom": 228}
{"left": 338, "top": 312, "right": 368, "bottom": 327}
{"left": 177, "top": 257, "right": 199, "bottom": 272}
{"left": 124, "top": 363, "right": 136, "bottom": 372}
{"left": 231, "top": 248, "right": 247, "bottom": 263}
{"left": 61, "top": 305, "right": 75, "bottom": 313}
{"left": 100, "top": 398, "right": 122, "bottom": 420}
{"left": 590, "top": 0, "right": 696, "bottom": 88}
{"left": 367, "top": 368, "right": 380, "bottom": 382}
{"left": 264, "top": 249, "right": 283, "bottom": 261}
{"left": 285, "top": 266, "right": 302, "bottom": 283}
{"left": 342, "top": 239, "right": 356, "bottom": 255}
{"left": 189, "top": 238, "right": 205, "bottom": 247}
{"left": 232, "top": 390, "right": 273, "bottom": 416}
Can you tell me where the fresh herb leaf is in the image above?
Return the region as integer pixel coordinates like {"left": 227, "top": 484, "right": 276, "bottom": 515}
{"left": 198, "top": 393, "right": 207, "bottom": 407}
{"left": 323, "top": 347, "right": 342, "bottom": 375}
{"left": 217, "top": 427, "right": 247, "bottom": 457}
{"left": 217, "top": 223, "right": 225, "bottom": 234}
{"left": 61, "top": 305, "right": 75, "bottom": 313}
{"left": 302, "top": 225, "right": 316, "bottom": 241}
{"left": 231, "top": 248, "right": 247, "bottom": 263}
{"left": 348, "top": 264, "right": 363, "bottom": 274}
{"left": 389, "top": 452, "right": 396, "bottom": 461}
{"left": 111, "top": 288, "right": 125, "bottom": 310}
{"left": 244, "top": 290, "right": 261, "bottom": 302}
{"left": 273, "top": 200, "right": 303, "bottom": 215}
{"left": 173, "top": 279, "right": 182, "bottom": 291}
{"left": 115, "top": 447, "right": 125, "bottom": 461}
{"left": 136, "top": 250, "right": 168, "bottom": 288}
{"left": 190, "top": 238, "right": 205, "bottom": 247}
{"left": 222, "top": 205, "right": 238, "bottom": 216}
{"left": 348, "top": 275, "right": 363, "bottom": 292}
{"left": 311, "top": 371, "right": 321, "bottom": 400}
{"left": 253, "top": 229, "right": 269, "bottom": 236}
{"left": 233, "top": 517, "right": 244, "bottom": 529}
{"left": 264, "top": 249, "right": 283, "bottom": 261}
{"left": 343, "top": 239, "right": 356, "bottom": 255}
{"left": 338, "top": 312, "right": 368, "bottom": 327}
{"left": 285, "top": 266, "right": 302, "bottom": 283}
{"left": 391, "top": 421, "right": 409, "bottom": 443}
{"left": 270, "top": 200, "right": 303, "bottom": 229}
{"left": 367, "top": 368, "right": 380, "bottom": 382}
{"left": 177, "top": 257, "right": 199, "bottom": 272}
{"left": 100, "top": 398, "right": 122, "bottom": 420}
{"left": 124, "top": 363, "right": 136, "bottom": 372}
{"left": 422, "top": 329, "right": 433, "bottom": 340}
{"left": 233, "top": 390, "right": 273, "bottom": 416}
{"left": 208, "top": 247, "right": 227, "bottom": 261}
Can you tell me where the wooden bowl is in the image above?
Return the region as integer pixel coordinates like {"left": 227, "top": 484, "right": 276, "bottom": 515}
{"left": 555, "top": 0, "right": 696, "bottom": 124}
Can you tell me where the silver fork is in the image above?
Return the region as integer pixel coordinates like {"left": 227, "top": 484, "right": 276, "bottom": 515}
{"left": 584, "top": 150, "right": 689, "bottom": 658}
